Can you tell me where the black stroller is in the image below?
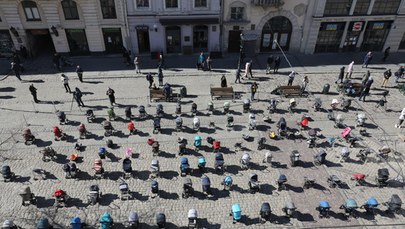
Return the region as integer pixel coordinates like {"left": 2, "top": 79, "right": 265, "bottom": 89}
{"left": 138, "top": 105, "right": 147, "bottom": 119}
{"left": 127, "top": 212, "right": 139, "bottom": 229}
{"left": 156, "top": 104, "right": 164, "bottom": 117}
{"left": 341, "top": 98, "right": 352, "bottom": 111}
{"left": 119, "top": 181, "right": 131, "bottom": 200}
{"left": 151, "top": 180, "right": 159, "bottom": 198}
{"left": 88, "top": 185, "right": 100, "bottom": 205}
{"left": 214, "top": 153, "right": 225, "bottom": 173}
{"left": 290, "top": 150, "right": 301, "bottom": 167}
{"left": 22, "top": 128, "right": 35, "bottom": 145}
{"left": 259, "top": 202, "right": 272, "bottom": 223}
{"left": 63, "top": 162, "right": 78, "bottom": 179}
{"left": 327, "top": 175, "right": 342, "bottom": 188}
{"left": 153, "top": 117, "right": 161, "bottom": 134}
{"left": 125, "top": 106, "right": 133, "bottom": 120}
{"left": 1, "top": 165, "right": 15, "bottom": 182}
{"left": 243, "top": 99, "right": 251, "bottom": 113}
{"left": 314, "top": 150, "right": 327, "bottom": 165}
{"left": 307, "top": 129, "right": 317, "bottom": 148}
{"left": 277, "top": 117, "right": 287, "bottom": 136}
{"left": 376, "top": 168, "right": 389, "bottom": 187}
{"left": 313, "top": 98, "right": 322, "bottom": 112}
{"left": 102, "top": 120, "right": 114, "bottom": 137}
{"left": 384, "top": 194, "right": 402, "bottom": 214}
{"left": 248, "top": 173, "right": 260, "bottom": 194}
{"left": 191, "top": 103, "right": 197, "bottom": 116}
{"left": 182, "top": 177, "right": 194, "bottom": 199}
{"left": 176, "top": 102, "right": 182, "bottom": 114}
{"left": 86, "top": 109, "right": 95, "bottom": 123}
{"left": 40, "top": 147, "right": 57, "bottom": 162}
{"left": 175, "top": 116, "right": 183, "bottom": 132}
{"left": 122, "top": 158, "right": 132, "bottom": 179}
{"left": 56, "top": 110, "right": 68, "bottom": 125}
{"left": 156, "top": 213, "right": 166, "bottom": 229}
{"left": 282, "top": 202, "right": 296, "bottom": 218}
{"left": 277, "top": 174, "right": 288, "bottom": 191}
{"left": 201, "top": 175, "right": 212, "bottom": 196}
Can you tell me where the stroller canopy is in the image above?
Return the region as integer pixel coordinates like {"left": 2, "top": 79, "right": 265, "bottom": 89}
{"left": 232, "top": 204, "right": 242, "bottom": 220}
{"left": 250, "top": 173, "right": 258, "bottom": 182}
{"left": 100, "top": 213, "right": 113, "bottom": 223}
{"left": 367, "top": 197, "right": 378, "bottom": 206}
{"left": 156, "top": 103, "right": 163, "bottom": 110}
{"left": 357, "top": 113, "right": 366, "bottom": 120}
{"left": 151, "top": 180, "right": 158, "bottom": 188}
{"left": 390, "top": 194, "right": 402, "bottom": 205}
{"left": 319, "top": 200, "right": 330, "bottom": 209}
{"left": 119, "top": 182, "right": 129, "bottom": 191}
{"left": 194, "top": 135, "right": 202, "bottom": 142}
{"left": 139, "top": 105, "right": 145, "bottom": 112}
{"left": 261, "top": 202, "right": 271, "bottom": 213}
{"left": 36, "top": 217, "right": 50, "bottom": 229}
{"left": 90, "top": 185, "right": 99, "bottom": 192}
{"left": 128, "top": 212, "right": 139, "bottom": 222}
{"left": 56, "top": 111, "right": 65, "bottom": 118}
{"left": 242, "top": 153, "right": 250, "bottom": 161}
{"left": 213, "top": 141, "right": 221, "bottom": 149}
{"left": 176, "top": 116, "right": 183, "bottom": 124}
{"left": 86, "top": 109, "right": 94, "bottom": 116}
{"left": 278, "top": 117, "right": 286, "bottom": 129}
{"left": 71, "top": 217, "right": 81, "bottom": 229}
{"left": 224, "top": 176, "right": 233, "bottom": 185}
{"left": 184, "top": 177, "right": 192, "bottom": 186}
{"left": 341, "top": 147, "right": 350, "bottom": 156}
{"left": 308, "top": 129, "right": 317, "bottom": 137}
{"left": 243, "top": 99, "right": 250, "bottom": 105}
{"left": 378, "top": 168, "right": 389, "bottom": 178}
{"left": 286, "top": 202, "right": 296, "bottom": 210}
{"left": 345, "top": 198, "right": 358, "bottom": 208}
{"left": 2, "top": 165, "right": 11, "bottom": 174}
{"left": 223, "top": 101, "right": 230, "bottom": 108}
{"left": 188, "top": 209, "right": 198, "bottom": 219}
{"left": 198, "top": 157, "right": 206, "bottom": 165}
{"left": 278, "top": 174, "right": 287, "bottom": 182}
{"left": 202, "top": 176, "right": 210, "bottom": 186}
{"left": 125, "top": 106, "right": 131, "bottom": 114}
{"left": 19, "top": 186, "right": 32, "bottom": 195}
{"left": 151, "top": 159, "right": 159, "bottom": 167}
{"left": 156, "top": 213, "right": 166, "bottom": 224}
{"left": 102, "top": 121, "right": 112, "bottom": 128}
{"left": 153, "top": 117, "right": 161, "bottom": 126}
{"left": 181, "top": 157, "right": 189, "bottom": 165}
{"left": 2, "top": 220, "right": 14, "bottom": 228}
{"left": 215, "top": 153, "right": 224, "bottom": 161}
{"left": 22, "top": 128, "right": 31, "bottom": 135}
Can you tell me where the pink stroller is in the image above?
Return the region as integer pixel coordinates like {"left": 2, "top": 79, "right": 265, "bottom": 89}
{"left": 340, "top": 127, "right": 357, "bottom": 147}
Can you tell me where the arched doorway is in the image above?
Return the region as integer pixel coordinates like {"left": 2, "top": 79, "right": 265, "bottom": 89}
{"left": 193, "top": 25, "right": 208, "bottom": 52}
{"left": 166, "top": 26, "right": 181, "bottom": 53}
{"left": 260, "top": 16, "right": 292, "bottom": 52}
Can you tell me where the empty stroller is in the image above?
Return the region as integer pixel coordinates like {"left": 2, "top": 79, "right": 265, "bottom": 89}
{"left": 240, "top": 152, "right": 251, "bottom": 170}
{"left": 100, "top": 213, "right": 113, "bottom": 229}
{"left": 176, "top": 116, "right": 183, "bottom": 132}
{"left": 178, "top": 137, "right": 187, "bottom": 155}
{"left": 191, "top": 103, "right": 197, "bottom": 116}
{"left": 214, "top": 153, "right": 225, "bottom": 172}
{"left": 53, "top": 189, "right": 68, "bottom": 207}
{"left": 230, "top": 204, "right": 242, "bottom": 223}
{"left": 290, "top": 150, "right": 300, "bottom": 167}
{"left": 248, "top": 173, "right": 260, "bottom": 194}
{"left": 341, "top": 98, "right": 352, "bottom": 111}
{"left": 303, "top": 177, "right": 316, "bottom": 189}
{"left": 223, "top": 102, "right": 230, "bottom": 114}
{"left": 53, "top": 126, "right": 66, "bottom": 141}
{"left": 19, "top": 186, "right": 36, "bottom": 206}
{"left": 182, "top": 177, "right": 193, "bottom": 198}
{"left": 384, "top": 194, "right": 402, "bottom": 214}
{"left": 156, "top": 213, "right": 166, "bottom": 229}
{"left": 340, "top": 127, "right": 357, "bottom": 147}
{"left": 351, "top": 173, "right": 366, "bottom": 186}
{"left": 243, "top": 99, "right": 250, "bottom": 113}
{"left": 207, "top": 101, "right": 214, "bottom": 113}
{"left": 379, "top": 145, "right": 391, "bottom": 159}
{"left": 376, "top": 168, "right": 389, "bottom": 187}
{"left": 313, "top": 98, "right": 322, "bottom": 111}
{"left": 93, "top": 159, "right": 104, "bottom": 179}
{"left": 277, "top": 117, "right": 287, "bottom": 136}
{"left": 22, "top": 128, "right": 35, "bottom": 145}
{"left": 63, "top": 162, "right": 78, "bottom": 179}
{"left": 194, "top": 135, "right": 202, "bottom": 152}
{"left": 201, "top": 175, "right": 211, "bottom": 196}
{"left": 180, "top": 157, "right": 190, "bottom": 176}
{"left": 36, "top": 217, "right": 52, "bottom": 229}
{"left": 356, "top": 113, "right": 367, "bottom": 127}
{"left": 127, "top": 212, "right": 139, "bottom": 229}
{"left": 125, "top": 107, "right": 133, "bottom": 120}
{"left": 307, "top": 129, "right": 317, "bottom": 148}
{"left": 78, "top": 123, "right": 87, "bottom": 139}
{"left": 288, "top": 98, "right": 297, "bottom": 114}
{"left": 362, "top": 198, "right": 379, "bottom": 214}
{"left": 222, "top": 175, "right": 233, "bottom": 190}
{"left": 88, "top": 185, "right": 100, "bottom": 205}
{"left": 259, "top": 202, "right": 272, "bottom": 223}
{"left": 213, "top": 140, "right": 221, "bottom": 153}
{"left": 327, "top": 175, "right": 342, "bottom": 188}
{"left": 356, "top": 148, "right": 371, "bottom": 163}
{"left": 257, "top": 137, "right": 266, "bottom": 150}
{"left": 102, "top": 120, "right": 114, "bottom": 137}
{"left": 188, "top": 209, "right": 198, "bottom": 229}
{"left": 152, "top": 141, "right": 160, "bottom": 156}
{"left": 340, "top": 147, "right": 350, "bottom": 162}
{"left": 176, "top": 102, "right": 182, "bottom": 114}
{"left": 340, "top": 198, "right": 358, "bottom": 218}
{"left": 156, "top": 103, "right": 164, "bottom": 117}
{"left": 86, "top": 109, "right": 95, "bottom": 123}
{"left": 153, "top": 117, "right": 161, "bottom": 134}
{"left": 138, "top": 105, "right": 146, "bottom": 119}
{"left": 150, "top": 159, "right": 160, "bottom": 178}
{"left": 2, "top": 219, "right": 18, "bottom": 229}
{"left": 263, "top": 151, "right": 273, "bottom": 164}
{"left": 193, "top": 117, "right": 200, "bottom": 132}
{"left": 334, "top": 114, "right": 345, "bottom": 128}
{"left": 277, "top": 174, "right": 288, "bottom": 191}
{"left": 119, "top": 181, "right": 131, "bottom": 200}
{"left": 226, "top": 115, "right": 234, "bottom": 129}
{"left": 282, "top": 202, "right": 296, "bottom": 218}
{"left": 40, "top": 147, "right": 57, "bottom": 162}
{"left": 248, "top": 113, "right": 256, "bottom": 130}
{"left": 127, "top": 121, "right": 136, "bottom": 135}
{"left": 268, "top": 99, "right": 278, "bottom": 113}
{"left": 314, "top": 150, "right": 327, "bottom": 165}
{"left": 1, "top": 165, "right": 14, "bottom": 182}
{"left": 122, "top": 158, "right": 132, "bottom": 179}
{"left": 151, "top": 180, "right": 159, "bottom": 197}
{"left": 197, "top": 156, "right": 206, "bottom": 172}
{"left": 56, "top": 110, "right": 67, "bottom": 125}
{"left": 316, "top": 201, "right": 331, "bottom": 218}
{"left": 331, "top": 99, "right": 340, "bottom": 110}
{"left": 107, "top": 107, "right": 117, "bottom": 121}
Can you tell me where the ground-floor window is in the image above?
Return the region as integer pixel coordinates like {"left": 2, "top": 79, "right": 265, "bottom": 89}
{"left": 315, "top": 22, "right": 346, "bottom": 53}
{"left": 65, "top": 29, "right": 89, "bottom": 55}
{"left": 166, "top": 26, "right": 181, "bottom": 53}
{"left": 102, "top": 28, "right": 123, "bottom": 53}
{"left": 361, "top": 21, "right": 392, "bottom": 51}
{"left": 342, "top": 21, "right": 364, "bottom": 52}
{"left": 0, "top": 30, "right": 14, "bottom": 57}
{"left": 193, "top": 25, "right": 208, "bottom": 52}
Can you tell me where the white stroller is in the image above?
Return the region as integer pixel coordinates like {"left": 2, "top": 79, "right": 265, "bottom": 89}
{"left": 248, "top": 114, "right": 256, "bottom": 130}
{"left": 188, "top": 209, "right": 198, "bottom": 229}
{"left": 240, "top": 153, "right": 251, "bottom": 170}
{"left": 193, "top": 117, "right": 200, "bottom": 132}
{"left": 150, "top": 160, "right": 160, "bottom": 179}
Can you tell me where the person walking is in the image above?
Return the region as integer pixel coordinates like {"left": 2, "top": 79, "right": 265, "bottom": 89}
{"left": 146, "top": 72, "right": 154, "bottom": 88}
{"left": 395, "top": 108, "right": 405, "bottom": 128}
{"left": 381, "top": 69, "right": 392, "bottom": 88}
{"left": 158, "top": 68, "right": 164, "bottom": 86}
{"left": 274, "top": 56, "right": 281, "bottom": 73}
{"left": 248, "top": 60, "right": 253, "bottom": 78}
{"left": 76, "top": 65, "right": 83, "bottom": 82}
{"left": 158, "top": 51, "right": 165, "bottom": 69}
{"left": 251, "top": 82, "right": 258, "bottom": 101}
{"left": 198, "top": 52, "right": 205, "bottom": 70}
{"left": 29, "top": 84, "right": 39, "bottom": 103}
{"left": 382, "top": 47, "right": 390, "bottom": 62}
{"left": 335, "top": 66, "right": 345, "bottom": 84}
{"left": 395, "top": 66, "right": 404, "bottom": 83}
{"left": 346, "top": 61, "right": 354, "bottom": 79}
{"left": 61, "top": 74, "right": 71, "bottom": 93}
{"left": 235, "top": 68, "right": 241, "bottom": 83}
{"left": 362, "top": 51, "right": 373, "bottom": 68}
{"left": 301, "top": 75, "right": 309, "bottom": 92}
{"left": 221, "top": 75, "right": 227, "bottom": 87}
{"left": 266, "top": 55, "right": 274, "bottom": 74}
{"left": 134, "top": 57, "right": 141, "bottom": 74}
{"left": 11, "top": 62, "right": 21, "bottom": 81}
{"left": 362, "top": 70, "right": 371, "bottom": 85}
{"left": 288, "top": 71, "right": 296, "bottom": 86}
{"left": 206, "top": 56, "right": 212, "bottom": 71}
{"left": 73, "top": 87, "right": 85, "bottom": 107}
{"left": 359, "top": 76, "right": 374, "bottom": 102}
{"left": 106, "top": 87, "right": 116, "bottom": 106}
{"left": 243, "top": 61, "right": 252, "bottom": 79}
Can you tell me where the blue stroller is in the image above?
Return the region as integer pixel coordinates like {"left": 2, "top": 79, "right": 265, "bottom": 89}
{"left": 222, "top": 175, "right": 233, "bottom": 190}
{"left": 230, "top": 204, "right": 242, "bottom": 223}
{"left": 362, "top": 197, "right": 379, "bottom": 214}
{"left": 197, "top": 156, "right": 206, "bottom": 172}
{"left": 316, "top": 200, "right": 331, "bottom": 218}
{"left": 180, "top": 157, "right": 190, "bottom": 176}
{"left": 340, "top": 198, "right": 358, "bottom": 218}
{"left": 194, "top": 135, "right": 202, "bottom": 152}
{"left": 201, "top": 175, "right": 211, "bottom": 196}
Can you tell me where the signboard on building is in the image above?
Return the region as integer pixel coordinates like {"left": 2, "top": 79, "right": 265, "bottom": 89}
{"left": 326, "top": 24, "right": 337, "bottom": 31}
{"left": 373, "top": 22, "right": 385, "bottom": 30}
{"left": 352, "top": 22, "right": 363, "bottom": 31}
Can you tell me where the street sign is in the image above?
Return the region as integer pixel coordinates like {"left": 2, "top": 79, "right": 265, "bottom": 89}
{"left": 352, "top": 22, "right": 363, "bottom": 32}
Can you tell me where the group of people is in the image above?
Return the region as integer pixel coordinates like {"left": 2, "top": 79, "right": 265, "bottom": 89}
{"left": 197, "top": 52, "right": 212, "bottom": 71}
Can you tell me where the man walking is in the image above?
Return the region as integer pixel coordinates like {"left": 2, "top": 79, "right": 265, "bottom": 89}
{"left": 134, "top": 57, "right": 141, "bottom": 74}
{"left": 274, "top": 56, "right": 281, "bottom": 73}
{"left": 106, "top": 87, "right": 116, "bottom": 106}
{"left": 266, "top": 55, "right": 274, "bottom": 74}
{"left": 146, "top": 72, "right": 153, "bottom": 88}
{"left": 335, "top": 66, "right": 345, "bottom": 84}
{"left": 61, "top": 74, "right": 71, "bottom": 93}
{"left": 288, "top": 71, "right": 296, "bottom": 86}
{"left": 11, "top": 62, "right": 21, "bottom": 81}
{"left": 76, "top": 65, "right": 83, "bottom": 82}
{"left": 359, "top": 76, "right": 374, "bottom": 102}
{"left": 381, "top": 69, "right": 391, "bottom": 88}
{"left": 251, "top": 82, "right": 258, "bottom": 101}
{"left": 346, "top": 61, "right": 354, "bottom": 79}
{"left": 395, "top": 66, "right": 404, "bottom": 83}
{"left": 29, "top": 84, "right": 39, "bottom": 103}
{"left": 73, "top": 87, "right": 85, "bottom": 107}
{"left": 362, "top": 51, "right": 373, "bottom": 68}
{"left": 235, "top": 68, "right": 241, "bottom": 83}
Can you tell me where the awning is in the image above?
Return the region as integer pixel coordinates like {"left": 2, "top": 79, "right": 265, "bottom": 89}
{"left": 159, "top": 17, "right": 219, "bottom": 25}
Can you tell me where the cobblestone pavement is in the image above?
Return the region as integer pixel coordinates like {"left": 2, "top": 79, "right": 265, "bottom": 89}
{"left": 0, "top": 53, "right": 405, "bottom": 228}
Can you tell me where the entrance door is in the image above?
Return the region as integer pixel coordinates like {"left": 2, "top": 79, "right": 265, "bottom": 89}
{"left": 26, "top": 29, "right": 55, "bottom": 56}
{"left": 65, "top": 29, "right": 89, "bottom": 55}
{"left": 261, "top": 16, "right": 292, "bottom": 52}
{"left": 0, "top": 30, "right": 14, "bottom": 58}
{"left": 361, "top": 21, "right": 392, "bottom": 51}
{"left": 193, "top": 25, "right": 208, "bottom": 52}
{"left": 136, "top": 29, "right": 150, "bottom": 53}
{"left": 228, "top": 30, "right": 241, "bottom": 52}
{"left": 102, "top": 28, "right": 123, "bottom": 53}
{"left": 166, "top": 26, "right": 181, "bottom": 53}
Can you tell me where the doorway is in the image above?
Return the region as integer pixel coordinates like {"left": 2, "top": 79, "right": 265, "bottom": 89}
{"left": 193, "top": 25, "right": 208, "bottom": 52}
{"left": 26, "top": 29, "right": 55, "bottom": 56}
{"left": 166, "top": 26, "right": 181, "bottom": 53}
{"left": 102, "top": 28, "right": 123, "bottom": 53}
{"left": 65, "top": 29, "right": 89, "bottom": 55}
{"left": 136, "top": 28, "right": 150, "bottom": 53}
{"left": 260, "top": 16, "right": 292, "bottom": 52}
{"left": 361, "top": 21, "right": 392, "bottom": 51}
{"left": 228, "top": 30, "right": 241, "bottom": 52}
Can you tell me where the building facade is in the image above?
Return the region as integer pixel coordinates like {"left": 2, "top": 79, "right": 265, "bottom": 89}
{"left": 126, "top": 0, "right": 220, "bottom": 55}
{"left": 0, "top": 0, "right": 129, "bottom": 57}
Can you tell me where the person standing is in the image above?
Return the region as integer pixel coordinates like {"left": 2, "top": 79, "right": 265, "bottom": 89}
{"left": 221, "top": 75, "right": 227, "bottom": 87}
{"left": 106, "top": 87, "right": 116, "bottom": 106}
{"left": 206, "top": 56, "right": 212, "bottom": 71}
{"left": 274, "top": 56, "right": 281, "bottom": 73}
{"left": 288, "top": 71, "right": 296, "bottom": 86}
{"left": 251, "top": 82, "right": 258, "bottom": 101}
{"left": 395, "top": 66, "right": 404, "bottom": 83}
{"left": 243, "top": 61, "right": 251, "bottom": 79}
{"left": 395, "top": 108, "right": 405, "bottom": 128}
{"left": 266, "top": 55, "right": 274, "bottom": 74}
{"left": 335, "top": 66, "right": 345, "bottom": 84}
{"left": 346, "top": 61, "right": 354, "bottom": 79}
{"left": 61, "top": 74, "right": 71, "bottom": 93}
{"left": 198, "top": 52, "right": 205, "bottom": 70}
{"left": 76, "top": 65, "right": 83, "bottom": 82}
{"left": 11, "top": 62, "right": 21, "bottom": 81}
{"left": 73, "top": 87, "right": 85, "bottom": 107}
{"left": 158, "top": 51, "right": 165, "bottom": 69}
{"left": 362, "top": 70, "right": 371, "bottom": 85}
{"left": 362, "top": 51, "right": 373, "bottom": 68}
{"left": 158, "top": 68, "right": 164, "bottom": 86}
{"left": 146, "top": 72, "right": 154, "bottom": 88}
{"left": 29, "top": 84, "right": 39, "bottom": 103}
{"left": 382, "top": 47, "right": 390, "bottom": 62}
{"left": 134, "top": 57, "right": 141, "bottom": 74}
{"left": 248, "top": 60, "right": 253, "bottom": 78}
{"left": 235, "top": 68, "right": 241, "bottom": 83}
{"left": 301, "top": 75, "right": 309, "bottom": 92}
{"left": 358, "top": 76, "right": 374, "bottom": 102}
{"left": 381, "top": 69, "right": 392, "bottom": 88}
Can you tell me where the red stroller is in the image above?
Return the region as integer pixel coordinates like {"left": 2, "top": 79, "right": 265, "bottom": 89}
{"left": 53, "top": 126, "right": 66, "bottom": 141}
{"left": 351, "top": 173, "right": 366, "bottom": 186}
{"left": 213, "top": 141, "right": 221, "bottom": 153}
{"left": 53, "top": 189, "right": 68, "bottom": 207}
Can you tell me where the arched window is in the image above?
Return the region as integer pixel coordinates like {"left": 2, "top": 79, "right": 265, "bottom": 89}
{"left": 62, "top": 0, "right": 79, "bottom": 20}
{"left": 22, "top": 1, "right": 41, "bottom": 21}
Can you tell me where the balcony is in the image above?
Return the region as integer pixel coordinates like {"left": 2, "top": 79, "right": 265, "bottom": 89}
{"left": 252, "top": 0, "right": 284, "bottom": 7}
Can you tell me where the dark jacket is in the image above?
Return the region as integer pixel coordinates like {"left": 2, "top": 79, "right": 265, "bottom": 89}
{"left": 29, "top": 85, "right": 37, "bottom": 94}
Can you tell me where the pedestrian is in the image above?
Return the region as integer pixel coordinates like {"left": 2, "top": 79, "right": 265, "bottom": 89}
{"left": 76, "top": 65, "right": 83, "bottom": 82}
{"left": 73, "top": 87, "right": 85, "bottom": 107}
{"left": 53, "top": 53, "right": 61, "bottom": 71}
{"left": 358, "top": 76, "right": 373, "bottom": 102}
{"left": 251, "top": 82, "right": 258, "bottom": 101}
{"left": 61, "top": 74, "right": 71, "bottom": 93}
{"left": 243, "top": 61, "right": 251, "bottom": 79}
{"left": 158, "top": 68, "right": 164, "bottom": 86}
{"left": 362, "top": 51, "right": 373, "bottom": 68}
{"left": 288, "top": 71, "right": 296, "bottom": 86}
{"left": 29, "top": 84, "right": 39, "bottom": 103}
{"left": 146, "top": 72, "right": 154, "bottom": 88}
{"left": 346, "top": 61, "right": 354, "bottom": 79}
{"left": 266, "top": 55, "right": 274, "bottom": 74}
{"left": 235, "top": 68, "right": 241, "bottom": 83}
{"left": 335, "top": 66, "right": 345, "bottom": 84}
{"left": 382, "top": 47, "right": 390, "bottom": 62}
{"left": 301, "top": 75, "right": 309, "bottom": 92}
{"left": 395, "top": 108, "right": 405, "bottom": 128}
{"left": 395, "top": 66, "right": 404, "bottom": 83}
{"left": 10, "top": 62, "right": 21, "bottom": 81}
{"left": 134, "top": 57, "right": 141, "bottom": 74}
{"left": 221, "top": 75, "right": 227, "bottom": 87}
{"left": 158, "top": 51, "right": 165, "bottom": 69}
{"left": 198, "top": 52, "right": 205, "bottom": 70}
{"left": 123, "top": 49, "right": 131, "bottom": 66}
{"left": 206, "top": 56, "right": 212, "bottom": 71}
{"left": 248, "top": 60, "right": 253, "bottom": 78}
{"left": 362, "top": 70, "right": 371, "bottom": 85}
{"left": 274, "top": 56, "right": 281, "bottom": 73}
{"left": 106, "top": 87, "right": 116, "bottom": 106}
{"left": 381, "top": 69, "right": 392, "bottom": 88}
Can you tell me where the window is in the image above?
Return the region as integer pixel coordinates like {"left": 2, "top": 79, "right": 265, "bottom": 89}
{"left": 165, "top": 0, "right": 178, "bottom": 8}
{"left": 231, "top": 7, "right": 244, "bottom": 20}
{"left": 136, "top": 0, "right": 149, "bottom": 8}
{"left": 324, "top": 0, "right": 352, "bottom": 16}
{"left": 195, "top": 0, "right": 207, "bottom": 8}
{"left": 22, "top": 1, "right": 41, "bottom": 21}
{"left": 372, "top": 0, "right": 400, "bottom": 15}
{"left": 353, "top": 0, "right": 370, "bottom": 15}
{"left": 399, "top": 32, "right": 405, "bottom": 49}
{"left": 62, "top": 0, "right": 79, "bottom": 20}
{"left": 315, "top": 22, "right": 346, "bottom": 52}
{"left": 100, "top": 0, "right": 116, "bottom": 19}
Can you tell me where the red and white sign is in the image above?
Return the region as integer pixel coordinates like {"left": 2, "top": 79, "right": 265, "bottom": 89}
{"left": 352, "top": 22, "right": 363, "bottom": 32}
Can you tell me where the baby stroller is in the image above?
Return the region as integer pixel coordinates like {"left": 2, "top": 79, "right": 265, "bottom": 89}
{"left": 175, "top": 116, "right": 183, "bottom": 132}
{"left": 152, "top": 141, "right": 160, "bottom": 156}
{"left": 331, "top": 99, "right": 340, "bottom": 110}
{"left": 207, "top": 101, "right": 214, "bottom": 113}
{"left": 240, "top": 152, "right": 251, "bottom": 170}
{"left": 193, "top": 117, "right": 200, "bottom": 132}
{"left": 356, "top": 148, "right": 372, "bottom": 163}
{"left": 150, "top": 159, "right": 160, "bottom": 178}
{"left": 334, "top": 114, "right": 345, "bottom": 128}
{"left": 340, "top": 147, "right": 350, "bottom": 162}
{"left": 341, "top": 98, "right": 352, "bottom": 111}
{"left": 122, "top": 158, "right": 132, "bottom": 179}
{"left": 378, "top": 145, "right": 391, "bottom": 159}
{"left": 223, "top": 101, "right": 230, "bottom": 114}
{"left": 194, "top": 135, "right": 202, "bottom": 152}
{"left": 107, "top": 107, "right": 116, "bottom": 121}
{"left": 340, "top": 198, "right": 358, "bottom": 218}
{"left": 36, "top": 217, "right": 52, "bottom": 229}
{"left": 177, "top": 138, "right": 187, "bottom": 156}
{"left": 263, "top": 151, "right": 273, "bottom": 164}
{"left": 86, "top": 109, "right": 95, "bottom": 123}
{"left": 127, "top": 121, "right": 136, "bottom": 135}
{"left": 313, "top": 98, "right": 322, "bottom": 112}
{"left": 376, "top": 168, "right": 389, "bottom": 187}
{"left": 201, "top": 175, "right": 211, "bottom": 196}
{"left": 282, "top": 202, "right": 296, "bottom": 218}
{"left": 197, "top": 156, "right": 206, "bottom": 172}
{"left": 340, "top": 127, "right": 357, "bottom": 147}
{"left": 248, "top": 113, "right": 256, "bottom": 130}
{"left": 307, "top": 129, "right": 317, "bottom": 148}
{"left": 53, "top": 189, "right": 68, "bottom": 207}
{"left": 268, "top": 99, "right": 278, "bottom": 113}
{"left": 182, "top": 177, "right": 193, "bottom": 199}
{"left": 277, "top": 117, "right": 287, "bottom": 136}
{"left": 351, "top": 173, "right": 366, "bottom": 186}
{"left": 303, "top": 177, "right": 316, "bottom": 189}
{"left": 384, "top": 194, "right": 402, "bottom": 214}
{"left": 230, "top": 204, "right": 242, "bottom": 223}
{"left": 314, "top": 150, "right": 327, "bottom": 165}
{"left": 63, "top": 162, "right": 78, "bottom": 179}
{"left": 188, "top": 209, "right": 198, "bottom": 229}
{"left": 176, "top": 102, "right": 182, "bottom": 114}
{"left": 215, "top": 153, "right": 225, "bottom": 173}
{"left": 2, "top": 219, "right": 18, "bottom": 229}
{"left": 257, "top": 137, "right": 266, "bottom": 150}
{"left": 277, "top": 174, "right": 288, "bottom": 191}
{"left": 1, "top": 165, "right": 15, "bottom": 182}
{"left": 180, "top": 157, "right": 190, "bottom": 176}
{"left": 100, "top": 213, "right": 113, "bottom": 229}
{"left": 151, "top": 180, "right": 159, "bottom": 198}
{"left": 213, "top": 140, "right": 221, "bottom": 153}
{"left": 290, "top": 150, "right": 301, "bottom": 167}
{"left": 316, "top": 201, "right": 331, "bottom": 218}
{"left": 40, "top": 147, "right": 57, "bottom": 162}
{"left": 191, "top": 103, "right": 197, "bottom": 116}
{"left": 88, "top": 185, "right": 100, "bottom": 205}
{"left": 93, "top": 159, "right": 104, "bottom": 179}
{"left": 356, "top": 113, "right": 367, "bottom": 127}
{"left": 78, "top": 123, "right": 87, "bottom": 139}
{"left": 138, "top": 105, "right": 146, "bottom": 119}
{"left": 22, "top": 128, "right": 35, "bottom": 145}
{"left": 19, "top": 186, "right": 36, "bottom": 206}
{"left": 222, "top": 175, "right": 233, "bottom": 190}
{"left": 102, "top": 120, "right": 114, "bottom": 137}
{"left": 125, "top": 106, "right": 133, "bottom": 120}
{"left": 119, "top": 181, "right": 131, "bottom": 200}
{"left": 361, "top": 198, "right": 379, "bottom": 214}
{"left": 156, "top": 103, "right": 164, "bottom": 117}
{"left": 243, "top": 99, "right": 250, "bottom": 113}
{"left": 156, "top": 213, "right": 166, "bottom": 229}
{"left": 53, "top": 126, "right": 66, "bottom": 141}
{"left": 259, "top": 202, "right": 272, "bottom": 223}
{"left": 56, "top": 110, "right": 68, "bottom": 125}
{"left": 248, "top": 173, "right": 260, "bottom": 194}
{"left": 127, "top": 212, "right": 139, "bottom": 229}
{"left": 288, "top": 98, "right": 297, "bottom": 114}
{"left": 327, "top": 175, "right": 342, "bottom": 188}
{"left": 153, "top": 117, "right": 161, "bottom": 134}
{"left": 98, "top": 147, "right": 107, "bottom": 159}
